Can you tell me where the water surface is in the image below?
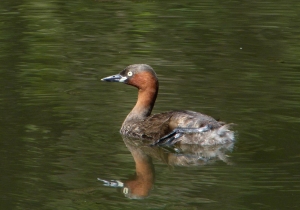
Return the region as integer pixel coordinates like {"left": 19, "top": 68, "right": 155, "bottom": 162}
{"left": 1, "top": 1, "right": 300, "bottom": 209}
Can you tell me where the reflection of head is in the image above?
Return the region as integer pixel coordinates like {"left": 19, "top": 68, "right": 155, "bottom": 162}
{"left": 121, "top": 171, "right": 154, "bottom": 199}
{"left": 122, "top": 186, "right": 149, "bottom": 200}
{"left": 98, "top": 177, "right": 152, "bottom": 199}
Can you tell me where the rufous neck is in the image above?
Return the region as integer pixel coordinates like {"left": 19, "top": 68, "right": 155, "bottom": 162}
{"left": 125, "top": 84, "right": 158, "bottom": 121}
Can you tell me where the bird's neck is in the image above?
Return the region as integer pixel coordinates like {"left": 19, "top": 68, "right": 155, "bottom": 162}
{"left": 124, "top": 84, "right": 158, "bottom": 122}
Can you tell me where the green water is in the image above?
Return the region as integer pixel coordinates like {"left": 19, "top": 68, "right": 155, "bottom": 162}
{"left": 1, "top": 1, "right": 300, "bottom": 209}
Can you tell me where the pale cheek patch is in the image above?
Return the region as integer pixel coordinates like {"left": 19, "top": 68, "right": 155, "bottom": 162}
{"left": 119, "top": 76, "right": 127, "bottom": 82}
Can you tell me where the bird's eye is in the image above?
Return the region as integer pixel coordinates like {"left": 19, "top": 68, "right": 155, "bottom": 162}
{"left": 127, "top": 71, "right": 133, "bottom": 76}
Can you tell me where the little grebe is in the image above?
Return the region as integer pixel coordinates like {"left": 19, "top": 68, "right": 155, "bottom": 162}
{"left": 101, "top": 64, "right": 234, "bottom": 145}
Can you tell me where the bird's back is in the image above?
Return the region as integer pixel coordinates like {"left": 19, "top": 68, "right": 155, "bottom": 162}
{"left": 120, "top": 110, "right": 222, "bottom": 140}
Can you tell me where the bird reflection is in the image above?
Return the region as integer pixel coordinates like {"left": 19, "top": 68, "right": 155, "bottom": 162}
{"left": 98, "top": 135, "right": 234, "bottom": 199}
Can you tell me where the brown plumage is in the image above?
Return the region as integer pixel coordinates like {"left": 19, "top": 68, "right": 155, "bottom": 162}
{"left": 101, "top": 64, "right": 234, "bottom": 145}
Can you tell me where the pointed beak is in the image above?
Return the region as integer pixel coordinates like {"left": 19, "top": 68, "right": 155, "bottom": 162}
{"left": 101, "top": 74, "right": 127, "bottom": 83}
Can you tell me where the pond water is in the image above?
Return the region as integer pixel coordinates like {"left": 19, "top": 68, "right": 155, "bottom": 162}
{"left": 1, "top": 1, "right": 300, "bottom": 209}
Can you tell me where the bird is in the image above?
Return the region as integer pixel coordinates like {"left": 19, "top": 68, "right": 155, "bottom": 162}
{"left": 101, "top": 64, "right": 234, "bottom": 146}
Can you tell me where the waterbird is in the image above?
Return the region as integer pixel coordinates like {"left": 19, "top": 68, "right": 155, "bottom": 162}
{"left": 101, "top": 64, "right": 234, "bottom": 146}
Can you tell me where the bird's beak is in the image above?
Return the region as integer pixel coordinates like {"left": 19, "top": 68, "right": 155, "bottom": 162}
{"left": 101, "top": 74, "right": 127, "bottom": 83}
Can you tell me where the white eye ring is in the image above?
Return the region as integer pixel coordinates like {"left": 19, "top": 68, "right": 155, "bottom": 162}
{"left": 127, "top": 71, "right": 133, "bottom": 76}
